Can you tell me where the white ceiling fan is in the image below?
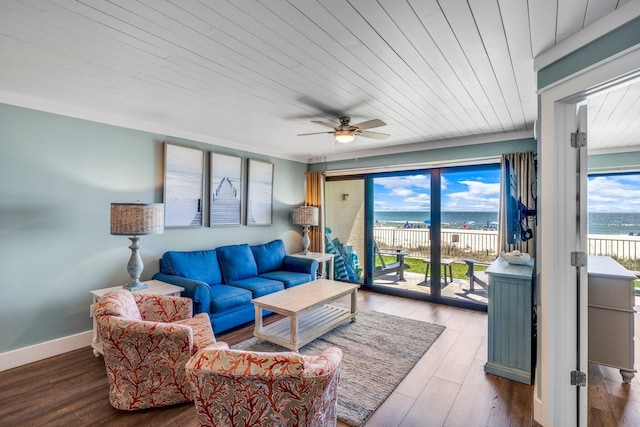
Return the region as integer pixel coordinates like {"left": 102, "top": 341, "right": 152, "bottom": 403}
{"left": 298, "top": 116, "right": 390, "bottom": 143}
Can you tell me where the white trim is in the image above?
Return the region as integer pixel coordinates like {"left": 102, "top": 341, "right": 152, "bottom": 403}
{"left": 536, "top": 43, "right": 640, "bottom": 427}
{"left": 534, "top": 0, "right": 640, "bottom": 71}
{"left": 0, "top": 330, "right": 92, "bottom": 372}
{"left": 323, "top": 155, "right": 500, "bottom": 176}
{"left": 308, "top": 130, "right": 534, "bottom": 164}
{"left": 536, "top": 44, "right": 640, "bottom": 95}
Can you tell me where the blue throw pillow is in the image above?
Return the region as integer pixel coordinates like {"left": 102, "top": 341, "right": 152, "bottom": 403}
{"left": 161, "top": 250, "right": 223, "bottom": 286}
{"left": 251, "top": 239, "right": 285, "bottom": 273}
{"left": 216, "top": 244, "right": 259, "bottom": 283}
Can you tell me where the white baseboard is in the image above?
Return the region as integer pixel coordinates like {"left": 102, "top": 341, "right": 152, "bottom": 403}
{"left": 0, "top": 330, "right": 93, "bottom": 372}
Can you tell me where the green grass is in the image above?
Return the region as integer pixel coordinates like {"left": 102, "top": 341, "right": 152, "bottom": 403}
{"left": 377, "top": 256, "right": 487, "bottom": 280}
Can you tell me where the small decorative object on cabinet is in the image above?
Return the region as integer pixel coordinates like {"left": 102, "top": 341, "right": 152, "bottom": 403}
{"left": 588, "top": 255, "right": 636, "bottom": 383}
{"left": 485, "top": 256, "right": 535, "bottom": 385}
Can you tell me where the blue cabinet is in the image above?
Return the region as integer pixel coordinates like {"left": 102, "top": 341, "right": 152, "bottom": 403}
{"left": 484, "top": 257, "right": 535, "bottom": 384}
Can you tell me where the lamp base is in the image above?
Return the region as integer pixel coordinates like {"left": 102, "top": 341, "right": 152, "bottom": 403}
{"left": 301, "top": 225, "right": 311, "bottom": 255}
{"left": 123, "top": 281, "right": 148, "bottom": 292}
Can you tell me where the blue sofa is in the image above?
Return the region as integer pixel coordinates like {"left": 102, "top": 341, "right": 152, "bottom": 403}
{"left": 152, "top": 239, "right": 318, "bottom": 334}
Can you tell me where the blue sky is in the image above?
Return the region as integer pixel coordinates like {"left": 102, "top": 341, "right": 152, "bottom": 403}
{"left": 588, "top": 174, "right": 640, "bottom": 213}
{"left": 374, "top": 169, "right": 501, "bottom": 212}
{"left": 374, "top": 171, "right": 640, "bottom": 213}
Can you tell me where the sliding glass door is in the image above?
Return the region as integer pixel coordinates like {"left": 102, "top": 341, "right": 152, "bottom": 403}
{"left": 323, "top": 164, "right": 499, "bottom": 310}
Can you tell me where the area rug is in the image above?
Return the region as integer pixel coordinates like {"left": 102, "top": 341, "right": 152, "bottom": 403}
{"left": 231, "top": 310, "right": 445, "bottom": 426}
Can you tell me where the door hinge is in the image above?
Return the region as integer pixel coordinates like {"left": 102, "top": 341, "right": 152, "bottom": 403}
{"left": 571, "top": 131, "right": 587, "bottom": 148}
{"left": 571, "top": 251, "right": 588, "bottom": 267}
{"left": 571, "top": 370, "right": 587, "bottom": 387}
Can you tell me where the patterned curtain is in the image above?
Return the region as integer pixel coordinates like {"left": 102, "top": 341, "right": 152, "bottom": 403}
{"left": 305, "top": 171, "right": 325, "bottom": 253}
{"left": 498, "top": 151, "right": 536, "bottom": 257}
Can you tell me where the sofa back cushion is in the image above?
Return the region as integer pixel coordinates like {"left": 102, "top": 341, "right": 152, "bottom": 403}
{"left": 216, "top": 244, "right": 258, "bottom": 283}
{"left": 160, "top": 250, "right": 223, "bottom": 286}
{"left": 251, "top": 239, "right": 286, "bottom": 274}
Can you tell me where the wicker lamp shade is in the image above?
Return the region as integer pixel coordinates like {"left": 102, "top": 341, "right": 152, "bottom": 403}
{"left": 111, "top": 203, "right": 164, "bottom": 236}
{"left": 292, "top": 206, "right": 319, "bottom": 226}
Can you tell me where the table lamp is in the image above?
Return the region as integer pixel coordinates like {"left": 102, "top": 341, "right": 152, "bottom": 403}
{"left": 110, "top": 201, "right": 164, "bottom": 291}
{"left": 292, "top": 206, "right": 319, "bottom": 255}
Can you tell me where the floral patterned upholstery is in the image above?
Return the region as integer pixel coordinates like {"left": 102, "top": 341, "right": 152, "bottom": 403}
{"left": 94, "top": 288, "right": 216, "bottom": 410}
{"left": 186, "top": 342, "right": 342, "bottom": 427}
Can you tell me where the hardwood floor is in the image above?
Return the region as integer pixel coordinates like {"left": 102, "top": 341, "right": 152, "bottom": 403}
{"left": 0, "top": 290, "right": 636, "bottom": 426}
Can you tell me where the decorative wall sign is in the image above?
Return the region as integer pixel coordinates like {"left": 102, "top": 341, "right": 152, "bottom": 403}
{"left": 246, "top": 159, "right": 273, "bottom": 226}
{"left": 163, "top": 143, "right": 204, "bottom": 227}
{"left": 210, "top": 152, "right": 243, "bottom": 226}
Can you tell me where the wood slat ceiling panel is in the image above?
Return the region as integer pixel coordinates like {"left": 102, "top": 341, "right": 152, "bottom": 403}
{"left": 498, "top": 0, "right": 536, "bottom": 131}
{"left": 438, "top": 0, "right": 516, "bottom": 132}
{"left": 0, "top": 0, "right": 635, "bottom": 162}
{"left": 376, "top": 0, "right": 495, "bottom": 134}
{"left": 253, "top": 0, "right": 439, "bottom": 138}
{"left": 313, "top": 0, "right": 465, "bottom": 137}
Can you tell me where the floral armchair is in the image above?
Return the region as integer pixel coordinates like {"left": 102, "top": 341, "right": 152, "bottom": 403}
{"left": 94, "top": 288, "right": 216, "bottom": 410}
{"left": 186, "top": 342, "right": 343, "bottom": 427}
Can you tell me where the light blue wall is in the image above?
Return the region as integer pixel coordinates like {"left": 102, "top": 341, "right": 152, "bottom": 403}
{"left": 309, "top": 138, "right": 537, "bottom": 172}
{"left": 589, "top": 151, "right": 640, "bottom": 173}
{"left": 0, "top": 103, "right": 307, "bottom": 353}
{"left": 538, "top": 17, "right": 640, "bottom": 89}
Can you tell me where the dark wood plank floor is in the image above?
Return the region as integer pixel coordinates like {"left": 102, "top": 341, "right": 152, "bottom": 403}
{"left": 0, "top": 290, "right": 636, "bottom": 426}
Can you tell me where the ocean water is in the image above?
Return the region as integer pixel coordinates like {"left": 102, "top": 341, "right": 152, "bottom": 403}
{"left": 374, "top": 211, "right": 498, "bottom": 229}
{"left": 374, "top": 211, "right": 640, "bottom": 235}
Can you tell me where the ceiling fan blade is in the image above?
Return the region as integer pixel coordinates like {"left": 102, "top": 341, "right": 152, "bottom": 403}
{"left": 297, "top": 131, "right": 334, "bottom": 136}
{"left": 360, "top": 130, "right": 390, "bottom": 140}
{"left": 311, "top": 120, "right": 338, "bottom": 129}
{"left": 351, "top": 119, "right": 386, "bottom": 130}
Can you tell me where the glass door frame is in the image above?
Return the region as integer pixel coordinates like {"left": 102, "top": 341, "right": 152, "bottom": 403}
{"left": 362, "top": 163, "right": 499, "bottom": 311}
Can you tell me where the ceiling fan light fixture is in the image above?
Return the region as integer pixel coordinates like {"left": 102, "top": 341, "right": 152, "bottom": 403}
{"left": 335, "top": 130, "right": 355, "bottom": 143}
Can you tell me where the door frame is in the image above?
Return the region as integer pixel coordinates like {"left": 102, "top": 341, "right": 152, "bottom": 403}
{"left": 536, "top": 46, "right": 640, "bottom": 426}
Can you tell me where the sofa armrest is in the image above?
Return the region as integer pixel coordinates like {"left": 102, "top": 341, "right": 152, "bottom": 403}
{"left": 283, "top": 255, "right": 319, "bottom": 277}
{"left": 152, "top": 273, "right": 212, "bottom": 315}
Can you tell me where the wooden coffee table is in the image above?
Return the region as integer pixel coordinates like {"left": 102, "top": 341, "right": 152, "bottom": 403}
{"left": 252, "top": 279, "right": 360, "bottom": 351}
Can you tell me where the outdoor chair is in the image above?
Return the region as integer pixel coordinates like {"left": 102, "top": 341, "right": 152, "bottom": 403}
{"left": 186, "top": 342, "right": 342, "bottom": 427}
{"left": 463, "top": 258, "right": 491, "bottom": 291}
{"left": 94, "top": 288, "right": 216, "bottom": 410}
{"left": 374, "top": 241, "right": 410, "bottom": 281}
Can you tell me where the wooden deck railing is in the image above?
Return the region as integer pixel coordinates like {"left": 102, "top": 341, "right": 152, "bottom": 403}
{"left": 373, "top": 227, "right": 640, "bottom": 271}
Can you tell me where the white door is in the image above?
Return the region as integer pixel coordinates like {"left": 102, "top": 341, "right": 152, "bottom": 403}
{"left": 574, "top": 103, "right": 589, "bottom": 427}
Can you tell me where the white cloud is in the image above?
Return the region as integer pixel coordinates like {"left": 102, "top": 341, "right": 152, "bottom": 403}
{"left": 588, "top": 175, "right": 640, "bottom": 212}
{"left": 442, "top": 180, "right": 500, "bottom": 211}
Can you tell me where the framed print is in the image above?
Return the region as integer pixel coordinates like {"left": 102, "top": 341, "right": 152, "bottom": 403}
{"left": 246, "top": 159, "right": 273, "bottom": 226}
{"left": 209, "top": 152, "right": 243, "bottom": 226}
{"left": 163, "top": 143, "right": 204, "bottom": 228}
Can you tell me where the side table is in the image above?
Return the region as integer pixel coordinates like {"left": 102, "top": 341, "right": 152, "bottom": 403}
{"left": 423, "top": 258, "right": 454, "bottom": 284}
{"left": 290, "top": 252, "right": 335, "bottom": 279}
{"left": 89, "top": 279, "right": 185, "bottom": 356}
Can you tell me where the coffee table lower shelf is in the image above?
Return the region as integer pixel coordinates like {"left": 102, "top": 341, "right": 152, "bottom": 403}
{"left": 255, "top": 304, "right": 356, "bottom": 351}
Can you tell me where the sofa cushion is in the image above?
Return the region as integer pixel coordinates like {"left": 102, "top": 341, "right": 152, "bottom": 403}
{"left": 259, "top": 271, "right": 312, "bottom": 288}
{"left": 251, "top": 239, "right": 285, "bottom": 273}
{"left": 161, "top": 250, "right": 223, "bottom": 286}
{"left": 227, "top": 276, "right": 284, "bottom": 298}
{"left": 216, "top": 244, "right": 258, "bottom": 283}
{"left": 209, "top": 284, "right": 253, "bottom": 313}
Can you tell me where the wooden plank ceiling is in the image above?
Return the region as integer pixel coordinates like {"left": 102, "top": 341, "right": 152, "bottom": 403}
{"left": 0, "top": 0, "right": 637, "bottom": 163}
